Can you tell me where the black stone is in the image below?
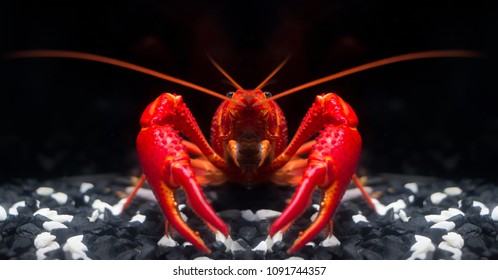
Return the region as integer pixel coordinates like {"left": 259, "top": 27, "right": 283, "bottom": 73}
{"left": 16, "top": 223, "right": 43, "bottom": 236}
{"left": 456, "top": 223, "right": 482, "bottom": 235}
{"left": 238, "top": 226, "right": 257, "bottom": 242}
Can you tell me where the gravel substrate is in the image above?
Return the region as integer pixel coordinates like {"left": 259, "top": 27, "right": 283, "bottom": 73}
{"left": 1, "top": 174, "right": 497, "bottom": 260}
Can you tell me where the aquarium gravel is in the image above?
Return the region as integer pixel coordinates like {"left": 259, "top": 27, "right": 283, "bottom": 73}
{"left": 1, "top": 174, "right": 497, "bottom": 260}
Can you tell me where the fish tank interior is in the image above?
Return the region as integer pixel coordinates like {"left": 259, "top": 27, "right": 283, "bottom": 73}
{"left": 0, "top": 0, "right": 497, "bottom": 261}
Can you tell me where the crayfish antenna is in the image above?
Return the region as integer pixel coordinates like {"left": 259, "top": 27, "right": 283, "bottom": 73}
{"left": 254, "top": 55, "right": 291, "bottom": 91}
{"left": 265, "top": 49, "right": 483, "bottom": 103}
{"left": 5, "top": 49, "right": 234, "bottom": 103}
{"left": 207, "top": 55, "right": 244, "bottom": 91}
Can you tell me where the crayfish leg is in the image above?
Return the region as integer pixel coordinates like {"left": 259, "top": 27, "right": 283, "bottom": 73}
{"left": 352, "top": 174, "right": 377, "bottom": 212}
{"left": 121, "top": 174, "right": 147, "bottom": 213}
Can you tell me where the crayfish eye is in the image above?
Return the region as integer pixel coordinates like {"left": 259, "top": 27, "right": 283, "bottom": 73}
{"left": 226, "top": 91, "right": 235, "bottom": 98}
{"left": 264, "top": 91, "right": 272, "bottom": 98}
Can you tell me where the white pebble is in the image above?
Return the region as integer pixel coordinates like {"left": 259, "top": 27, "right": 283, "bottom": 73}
{"left": 425, "top": 208, "right": 465, "bottom": 223}
{"left": 178, "top": 204, "right": 187, "bottom": 211}
{"left": 224, "top": 236, "right": 233, "bottom": 253}
{"left": 272, "top": 231, "right": 283, "bottom": 243}
{"left": 408, "top": 235, "right": 435, "bottom": 260}
{"left": 442, "top": 232, "right": 464, "bottom": 249}
{"left": 88, "top": 209, "right": 99, "bottom": 222}
{"left": 79, "top": 182, "right": 94, "bottom": 193}
{"left": 215, "top": 231, "right": 226, "bottom": 243}
{"left": 430, "top": 192, "right": 448, "bottom": 205}
{"left": 372, "top": 198, "right": 407, "bottom": 216}
{"left": 399, "top": 209, "right": 411, "bottom": 222}
{"left": 63, "top": 235, "right": 90, "bottom": 260}
{"left": 352, "top": 213, "right": 368, "bottom": 223}
{"left": 36, "top": 241, "right": 60, "bottom": 260}
{"left": 157, "top": 235, "right": 178, "bottom": 247}
{"left": 36, "top": 187, "right": 54, "bottom": 196}
{"left": 231, "top": 240, "right": 246, "bottom": 252}
{"left": 0, "top": 205, "right": 7, "bottom": 221}
{"left": 310, "top": 212, "right": 318, "bottom": 222}
{"left": 125, "top": 187, "right": 156, "bottom": 202}
{"left": 241, "top": 209, "right": 256, "bottom": 221}
{"left": 286, "top": 256, "right": 304, "bottom": 260}
{"left": 182, "top": 242, "right": 193, "bottom": 247}
{"left": 408, "top": 195, "right": 415, "bottom": 203}
{"left": 473, "top": 201, "right": 490, "bottom": 215}
{"left": 255, "top": 209, "right": 281, "bottom": 220}
{"left": 43, "top": 221, "right": 68, "bottom": 231}
{"left": 438, "top": 241, "right": 462, "bottom": 260}
{"left": 194, "top": 256, "right": 213, "bottom": 260}
{"left": 492, "top": 206, "right": 498, "bottom": 221}
{"left": 430, "top": 221, "right": 456, "bottom": 231}
{"left": 34, "top": 232, "right": 57, "bottom": 249}
{"left": 252, "top": 240, "right": 267, "bottom": 252}
{"left": 91, "top": 198, "right": 126, "bottom": 216}
{"left": 320, "top": 235, "right": 341, "bottom": 247}
{"left": 130, "top": 212, "right": 146, "bottom": 223}
{"left": 34, "top": 208, "right": 73, "bottom": 223}
{"left": 444, "top": 186, "right": 462, "bottom": 196}
{"left": 36, "top": 241, "right": 61, "bottom": 260}
{"left": 8, "top": 201, "right": 26, "bottom": 215}
{"left": 84, "top": 195, "right": 90, "bottom": 203}
{"left": 312, "top": 204, "right": 320, "bottom": 211}
{"left": 404, "top": 182, "right": 419, "bottom": 193}
{"left": 51, "top": 192, "right": 68, "bottom": 205}
{"left": 341, "top": 187, "right": 373, "bottom": 202}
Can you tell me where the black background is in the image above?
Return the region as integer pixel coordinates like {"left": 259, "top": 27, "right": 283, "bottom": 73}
{"left": 0, "top": 0, "right": 496, "bottom": 182}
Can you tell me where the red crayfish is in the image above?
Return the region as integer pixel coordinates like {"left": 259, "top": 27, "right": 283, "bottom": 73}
{"left": 8, "top": 49, "right": 480, "bottom": 254}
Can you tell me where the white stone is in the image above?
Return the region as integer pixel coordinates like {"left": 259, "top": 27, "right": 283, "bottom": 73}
{"left": 84, "top": 195, "right": 90, "bottom": 203}
{"left": 408, "top": 195, "right": 415, "bottom": 203}
{"left": 8, "top": 201, "right": 26, "bottom": 215}
{"left": 79, "top": 182, "right": 94, "bottom": 193}
{"left": 430, "top": 192, "right": 448, "bottom": 205}
{"left": 125, "top": 187, "right": 156, "bottom": 202}
{"left": 230, "top": 240, "right": 245, "bottom": 252}
{"left": 372, "top": 198, "right": 407, "bottom": 216}
{"left": 341, "top": 187, "right": 373, "bottom": 202}
{"left": 91, "top": 198, "right": 126, "bottom": 216}
{"left": 224, "top": 236, "right": 233, "bottom": 253}
{"left": 352, "top": 213, "right": 368, "bottom": 223}
{"left": 51, "top": 192, "right": 68, "bottom": 205}
{"left": 157, "top": 235, "right": 178, "bottom": 247}
{"left": 438, "top": 241, "right": 462, "bottom": 260}
{"left": 43, "top": 221, "right": 68, "bottom": 231}
{"left": 286, "top": 256, "right": 305, "bottom": 260}
{"left": 182, "top": 242, "right": 193, "bottom": 247}
{"left": 444, "top": 186, "right": 462, "bottom": 196}
{"left": 180, "top": 212, "right": 188, "bottom": 222}
{"left": 492, "top": 206, "right": 498, "bottom": 221}
{"left": 408, "top": 235, "right": 435, "bottom": 260}
{"left": 399, "top": 209, "right": 411, "bottom": 222}
{"left": 34, "top": 232, "right": 57, "bottom": 249}
{"left": 430, "top": 221, "right": 456, "bottom": 231}
{"left": 272, "top": 231, "right": 283, "bottom": 243}
{"left": 404, "top": 182, "right": 419, "bottom": 194}
{"left": 241, "top": 209, "right": 256, "bottom": 221}
{"left": 425, "top": 208, "right": 465, "bottom": 223}
{"left": 0, "top": 205, "right": 7, "bottom": 221}
{"left": 320, "top": 235, "right": 341, "bottom": 247}
{"left": 215, "top": 231, "right": 226, "bottom": 243}
{"left": 178, "top": 204, "right": 187, "bottom": 211}
{"left": 252, "top": 240, "right": 267, "bottom": 252}
{"left": 265, "top": 236, "right": 274, "bottom": 253}
{"left": 255, "top": 209, "right": 281, "bottom": 220}
{"left": 36, "top": 241, "right": 60, "bottom": 260}
{"left": 194, "top": 256, "right": 212, "bottom": 260}
{"left": 442, "top": 232, "right": 464, "bottom": 249}
{"left": 88, "top": 210, "right": 99, "bottom": 222}
{"left": 312, "top": 204, "right": 320, "bottom": 211}
{"left": 310, "top": 212, "right": 318, "bottom": 222}
{"left": 34, "top": 208, "right": 73, "bottom": 223}
{"left": 130, "top": 212, "right": 146, "bottom": 223}
{"left": 473, "top": 201, "right": 490, "bottom": 215}
{"left": 36, "top": 187, "right": 54, "bottom": 196}
{"left": 63, "top": 235, "right": 90, "bottom": 260}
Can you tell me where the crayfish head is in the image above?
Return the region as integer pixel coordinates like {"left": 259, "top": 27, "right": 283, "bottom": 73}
{"left": 213, "top": 89, "right": 288, "bottom": 176}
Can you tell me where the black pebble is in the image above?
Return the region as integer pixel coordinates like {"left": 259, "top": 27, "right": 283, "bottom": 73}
{"left": 456, "top": 223, "right": 482, "bottom": 235}
{"left": 17, "top": 223, "right": 43, "bottom": 236}
{"left": 51, "top": 228, "right": 75, "bottom": 243}
{"left": 342, "top": 243, "right": 361, "bottom": 259}
{"left": 238, "top": 226, "right": 257, "bottom": 242}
